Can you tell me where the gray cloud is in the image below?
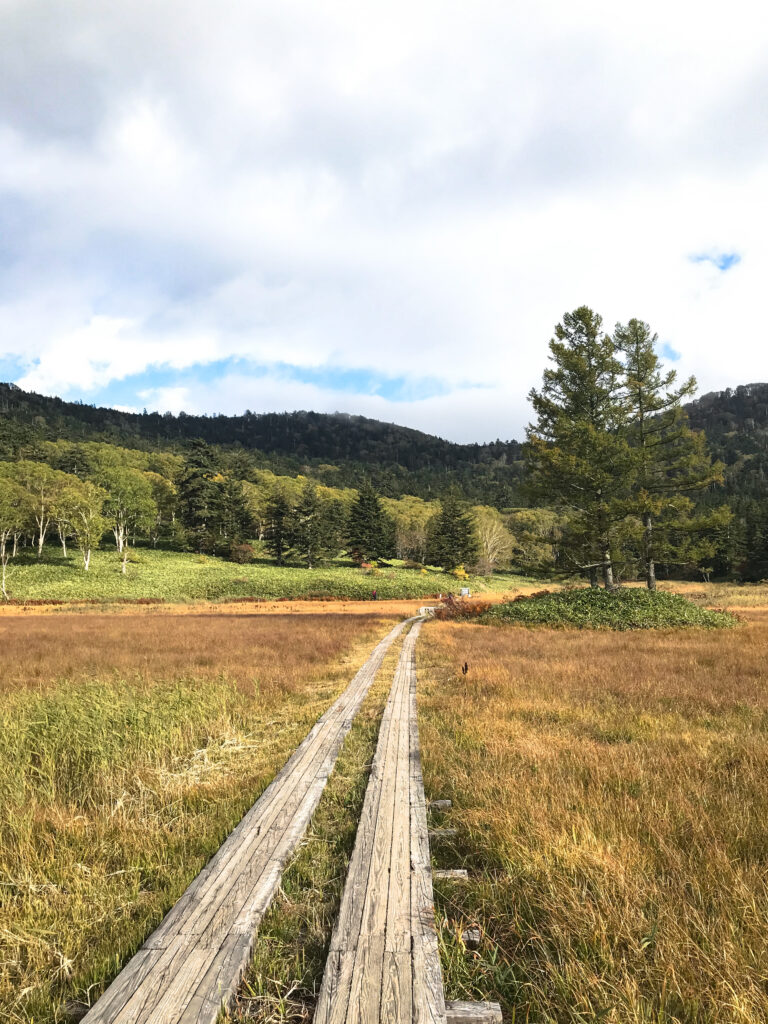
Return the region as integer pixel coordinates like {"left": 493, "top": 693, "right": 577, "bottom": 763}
{"left": 0, "top": 0, "right": 766, "bottom": 441}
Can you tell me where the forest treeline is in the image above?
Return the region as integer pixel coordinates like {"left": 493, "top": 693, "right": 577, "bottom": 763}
{"left": 0, "top": 370, "right": 766, "bottom": 584}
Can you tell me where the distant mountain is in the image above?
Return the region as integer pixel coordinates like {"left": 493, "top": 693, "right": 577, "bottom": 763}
{"left": 686, "top": 382, "right": 768, "bottom": 499}
{"left": 2, "top": 380, "right": 767, "bottom": 509}
{"left": 0, "top": 382, "right": 524, "bottom": 503}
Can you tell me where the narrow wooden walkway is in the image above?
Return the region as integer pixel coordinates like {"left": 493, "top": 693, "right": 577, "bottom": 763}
{"left": 82, "top": 619, "right": 414, "bottom": 1024}
{"left": 314, "top": 619, "right": 447, "bottom": 1024}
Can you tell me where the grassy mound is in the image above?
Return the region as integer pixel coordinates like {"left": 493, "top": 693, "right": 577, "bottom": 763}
{"left": 482, "top": 588, "right": 737, "bottom": 630}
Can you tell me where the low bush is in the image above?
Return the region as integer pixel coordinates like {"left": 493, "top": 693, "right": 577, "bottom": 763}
{"left": 434, "top": 595, "right": 492, "bottom": 620}
{"left": 482, "top": 587, "right": 738, "bottom": 630}
{"left": 229, "top": 543, "right": 255, "bottom": 564}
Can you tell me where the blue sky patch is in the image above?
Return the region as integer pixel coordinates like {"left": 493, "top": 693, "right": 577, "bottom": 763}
{"left": 660, "top": 341, "right": 681, "bottom": 362}
{"left": 690, "top": 251, "right": 741, "bottom": 271}
{"left": 13, "top": 356, "right": 456, "bottom": 412}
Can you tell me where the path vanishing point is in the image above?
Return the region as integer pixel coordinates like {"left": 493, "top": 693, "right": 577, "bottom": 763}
{"left": 82, "top": 617, "right": 501, "bottom": 1024}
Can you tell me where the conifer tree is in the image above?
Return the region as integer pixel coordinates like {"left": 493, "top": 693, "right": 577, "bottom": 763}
{"left": 347, "top": 480, "right": 392, "bottom": 561}
{"left": 264, "top": 489, "right": 291, "bottom": 565}
{"left": 615, "top": 318, "right": 726, "bottom": 588}
{"left": 427, "top": 493, "right": 478, "bottom": 570}
{"left": 213, "top": 475, "right": 253, "bottom": 547}
{"left": 526, "top": 306, "right": 634, "bottom": 588}
{"left": 288, "top": 482, "right": 333, "bottom": 568}
{"left": 177, "top": 440, "right": 220, "bottom": 551}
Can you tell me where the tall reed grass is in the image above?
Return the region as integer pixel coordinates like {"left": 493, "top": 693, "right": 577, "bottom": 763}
{"left": 419, "top": 605, "right": 768, "bottom": 1022}
{"left": 0, "top": 613, "right": 394, "bottom": 1022}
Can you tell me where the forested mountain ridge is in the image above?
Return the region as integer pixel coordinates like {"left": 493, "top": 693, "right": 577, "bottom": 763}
{"left": 686, "top": 383, "right": 768, "bottom": 487}
{"left": 0, "top": 382, "right": 523, "bottom": 502}
{"left": 1, "top": 380, "right": 767, "bottom": 506}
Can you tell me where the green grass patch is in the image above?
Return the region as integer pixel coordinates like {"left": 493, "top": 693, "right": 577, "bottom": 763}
{"left": 3, "top": 548, "right": 538, "bottom": 603}
{"left": 482, "top": 588, "right": 738, "bottom": 630}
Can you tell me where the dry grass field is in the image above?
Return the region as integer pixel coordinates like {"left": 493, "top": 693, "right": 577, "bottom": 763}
{"left": 0, "top": 611, "right": 399, "bottom": 1022}
{"left": 418, "top": 596, "right": 768, "bottom": 1023}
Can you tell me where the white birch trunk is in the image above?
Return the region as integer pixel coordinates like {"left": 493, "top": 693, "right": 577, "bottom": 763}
{"left": 36, "top": 515, "right": 49, "bottom": 558}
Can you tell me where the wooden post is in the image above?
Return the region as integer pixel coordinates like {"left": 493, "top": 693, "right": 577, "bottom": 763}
{"left": 445, "top": 1000, "right": 502, "bottom": 1023}
{"left": 429, "top": 799, "right": 452, "bottom": 812}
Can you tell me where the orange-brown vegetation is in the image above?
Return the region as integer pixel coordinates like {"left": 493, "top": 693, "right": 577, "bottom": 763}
{"left": 0, "top": 610, "right": 399, "bottom": 693}
{"left": 0, "top": 611, "right": 396, "bottom": 1021}
{"left": 419, "top": 607, "right": 768, "bottom": 1022}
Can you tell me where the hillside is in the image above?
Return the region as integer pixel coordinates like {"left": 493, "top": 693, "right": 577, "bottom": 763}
{"left": 1, "top": 378, "right": 767, "bottom": 514}
{"left": 686, "top": 382, "right": 768, "bottom": 496}
{"left": 0, "top": 383, "right": 523, "bottom": 503}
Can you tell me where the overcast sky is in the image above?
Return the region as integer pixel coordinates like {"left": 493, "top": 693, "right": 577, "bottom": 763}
{"left": 1, "top": 0, "right": 766, "bottom": 442}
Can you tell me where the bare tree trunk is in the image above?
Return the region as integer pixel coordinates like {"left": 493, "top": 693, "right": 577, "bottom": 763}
{"left": 83, "top": 548, "right": 91, "bottom": 571}
{"left": 602, "top": 547, "right": 614, "bottom": 590}
{"left": 58, "top": 523, "right": 68, "bottom": 558}
{"left": 642, "top": 511, "right": 656, "bottom": 591}
{"left": 1, "top": 537, "right": 8, "bottom": 600}
{"left": 121, "top": 546, "right": 129, "bottom": 574}
{"left": 12, "top": 534, "right": 17, "bottom": 558}
{"left": 36, "top": 517, "right": 48, "bottom": 558}
{"left": 113, "top": 524, "right": 126, "bottom": 553}
{"left": 589, "top": 566, "right": 599, "bottom": 588}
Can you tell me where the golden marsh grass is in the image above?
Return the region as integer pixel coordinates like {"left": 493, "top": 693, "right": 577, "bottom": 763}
{"left": 419, "top": 604, "right": 768, "bottom": 1022}
{"left": 0, "top": 612, "right": 398, "bottom": 1022}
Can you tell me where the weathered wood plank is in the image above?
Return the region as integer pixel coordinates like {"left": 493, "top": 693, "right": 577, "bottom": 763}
{"left": 407, "top": 623, "right": 447, "bottom": 1024}
{"left": 81, "top": 619, "right": 413, "bottom": 1024}
{"left": 432, "top": 869, "right": 468, "bottom": 881}
{"left": 444, "top": 1001, "right": 503, "bottom": 1024}
{"left": 317, "top": 618, "right": 447, "bottom": 1024}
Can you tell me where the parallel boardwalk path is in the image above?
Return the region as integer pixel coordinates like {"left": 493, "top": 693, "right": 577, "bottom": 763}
{"left": 82, "top": 619, "right": 413, "bottom": 1024}
{"left": 315, "top": 620, "right": 448, "bottom": 1024}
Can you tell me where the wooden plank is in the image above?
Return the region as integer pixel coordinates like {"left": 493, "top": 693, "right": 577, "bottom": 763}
{"left": 381, "top": 951, "right": 413, "bottom": 1022}
{"left": 407, "top": 623, "right": 447, "bottom": 1024}
{"left": 444, "top": 1002, "right": 503, "bottom": 1024}
{"left": 81, "top": 618, "right": 413, "bottom": 1024}
{"left": 317, "top": 618, "right": 448, "bottom": 1024}
{"left": 432, "top": 870, "right": 468, "bottom": 881}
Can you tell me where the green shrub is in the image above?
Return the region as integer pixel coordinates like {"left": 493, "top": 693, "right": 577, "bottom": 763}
{"left": 482, "top": 588, "right": 737, "bottom": 630}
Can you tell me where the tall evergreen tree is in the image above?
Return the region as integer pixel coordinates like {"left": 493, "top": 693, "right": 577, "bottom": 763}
{"left": 427, "top": 493, "right": 478, "bottom": 570}
{"left": 177, "top": 440, "right": 220, "bottom": 552}
{"left": 213, "top": 475, "right": 253, "bottom": 547}
{"left": 526, "top": 306, "right": 633, "bottom": 588}
{"left": 615, "top": 318, "right": 726, "bottom": 588}
{"left": 264, "top": 488, "right": 292, "bottom": 565}
{"left": 288, "top": 482, "right": 334, "bottom": 568}
{"left": 347, "top": 480, "right": 392, "bottom": 561}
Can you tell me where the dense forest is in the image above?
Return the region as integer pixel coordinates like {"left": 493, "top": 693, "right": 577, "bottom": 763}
{"left": 0, "top": 383, "right": 523, "bottom": 504}
{"left": 0, "top": 379, "right": 766, "bottom": 580}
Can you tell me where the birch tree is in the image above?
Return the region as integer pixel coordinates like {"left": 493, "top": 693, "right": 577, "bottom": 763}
{"left": 98, "top": 467, "right": 156, "bottom": 571}
{"left": 473, "top": 506, "right": 515, "bottom": 573}
{"left": 64, "top": 481, "right": 107, "bottom": 570}
{"left": 0, "top": 477, "right": 27, "bottom": 599}
{"left": 4, "top": 461, "right": 67, "bottom": 558}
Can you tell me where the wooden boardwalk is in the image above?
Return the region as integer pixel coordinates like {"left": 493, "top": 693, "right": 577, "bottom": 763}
{"left": 314, "top": 620, "right": 448, "bottom": 1024}
{"left": 82, "top": 619, "right": 413, "bottom": 1024}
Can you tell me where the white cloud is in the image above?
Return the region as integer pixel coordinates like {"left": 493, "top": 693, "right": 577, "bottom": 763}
{"left": 0, "top": 0, "right": 766, "bottom": 441}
